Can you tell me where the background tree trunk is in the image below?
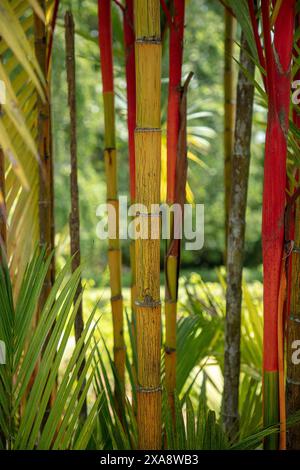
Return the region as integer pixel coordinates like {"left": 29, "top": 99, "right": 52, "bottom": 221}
{"left": 223, "top": 31, "right": 255, "bottom": 441}
{"left": 223, "top": 8, "right": 236, "bottom": 263}
{"left": 64, "top": 10, "right": 87, "bottom": 424}
{"left": 34, "top": 0, "right": 56, "bottom": 426}
{"left": 34, "top": 1, "right": 52, "bottom": 307}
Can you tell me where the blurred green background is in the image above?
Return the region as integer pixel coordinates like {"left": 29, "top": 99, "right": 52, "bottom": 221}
{"left": 52, "top": 0, "right": 265, "bottom": 286}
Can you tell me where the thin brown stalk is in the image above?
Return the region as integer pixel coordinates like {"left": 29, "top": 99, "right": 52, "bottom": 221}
{"left": 34, "top": 0, "right": 55, "bottom": 422}
{"left": 64, "top": 10, "right": 87, "bottom": 424}
{"left": 224, "top": 8, "right": 236, "bottom": 263}
{"left": 34, "top": 1, "right": 52, "bottom": 306}
{"left": 223, "top": 31, "right": 255, "bottom": 441}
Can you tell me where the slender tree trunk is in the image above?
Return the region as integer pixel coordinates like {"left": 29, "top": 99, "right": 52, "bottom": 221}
{"left": 47, "top": 1, "right": 59, "bottom": 288}
{"left": 34, "top": 0, "right": 56, "bottom": 425}
{"left": 64, "top": 10, "right": 87, "bottom": 424}
{"left": 223, "top": 8, "right": 236, "bottom": 262}
{"left": 98, "top": 0, "right": 125, "bottom": 407}
{"left": 164, "top": 0, "right": 185, "bottom": 419}
{"left": 134, "top": 0, "right": 162, "bottom": 450}
{"left": 32, "top": 0, "right": 55, "bottom": 427}
{"left": 223, "top": 31, "right": 255, "bottom": 441}
{"left": 34, "top": 2, "right": 52, "bottom": 305}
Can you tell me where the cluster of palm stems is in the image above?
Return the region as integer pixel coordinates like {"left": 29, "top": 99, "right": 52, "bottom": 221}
{"left": 2, "top": 0, "right": 300, "bottom": 452}
{"left": 224, "top": 0, "right": 300, "bottom": 450}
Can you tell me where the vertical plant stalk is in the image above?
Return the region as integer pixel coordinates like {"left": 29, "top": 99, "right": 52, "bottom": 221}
{"left": 262, "top": 0, "right": 294, "bottom": 450}
{"left": 134, "top": 0, "right": 162, "bottom": 450}
{"left": 223, "top": 8, "right": 236, "bottom": 262}
{"left": 0, "top": 146, "right": 7, "bottom": 264}
{"left": 122, "top": 0, "right": 138, "bottom": 407}
{"left": 34, "top": 0, "right": 56, "bottom": 423}
{"left": 123, "top": 0, "right": 136, "bottom": 321}
{"left": 123, "top": 0, "right": 136, "bottom": 205}
{"left": 248, "top": 0, "right": 296, "bottom": 449}
{"left": 164, "top": 0, "right": 185, "bottom": 419}
{"left": 165, "top": 72, "right": 193, "bottom": 421}
{"left": 223, "top": 31, "right": 255, "bottom": 441}
{"left": 64, "top": 10, "right": 87, "bottom": 423}
{"left": 47, "top": 0, "right": 60, "bottom": 288}
{"left": 98, "top": 0, "right": 125, "bottom": 403}
{"left": 166, "top": 0, "right": 185, "bottom": 205}
{"left": 47, "top": 0, "right": 60, "bottom": 73}
{"left": 34, "top": 2, "right": 52, "bottom": 309}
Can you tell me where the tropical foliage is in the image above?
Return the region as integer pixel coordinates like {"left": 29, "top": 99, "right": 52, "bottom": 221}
{"left": 1, "top": 0, "right": 300, "bottom": 453}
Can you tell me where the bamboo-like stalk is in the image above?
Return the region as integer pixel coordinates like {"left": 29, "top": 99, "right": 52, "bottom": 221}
{"left": 248, "top": 0, "right": 295, "bottom": 449}
{"left": 223, "top": 8, "right": 236, "bottom": 262}
{"left": 64, "top": 10, "right": 87, "bottom": 424}
{"left": 134, "top": 0, "right": 162, "bottom": 450}
{"left": 98, "top": 0, "right": 125, "bottom": 404}
{"left": 163, "top": 0, "right": 185, "bottom": 418}
{"left": 223, "top": 31, "right": 255, "bottom": 441}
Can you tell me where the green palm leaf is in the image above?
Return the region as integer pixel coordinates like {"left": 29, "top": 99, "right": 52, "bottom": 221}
{"left": 0, "top": 250, "right": 98, "bottom": 450}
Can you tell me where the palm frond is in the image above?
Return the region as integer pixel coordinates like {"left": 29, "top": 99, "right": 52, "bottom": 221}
{"left": 0, "top": 250, "right": 98, "bottom": 450}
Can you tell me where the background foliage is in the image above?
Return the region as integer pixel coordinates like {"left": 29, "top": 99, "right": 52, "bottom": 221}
{"left": 52, "top": 0, "right": 265, "bottom": 283}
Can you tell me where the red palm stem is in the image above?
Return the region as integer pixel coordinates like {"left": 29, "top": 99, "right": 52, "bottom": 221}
{"left": 98, "top": 0, "right": 114, "bottom": 94}
{"left": 261, "top": 0, "right": 294, "bottom": 374}
{"left": 123, "top": 0, "right": 136, "bottom": 201}
{"left": 248, "top": 0, "right": 267, "bottom": 90}
{"left": 166, "top": 0, "right": 185, "bottom": 204}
